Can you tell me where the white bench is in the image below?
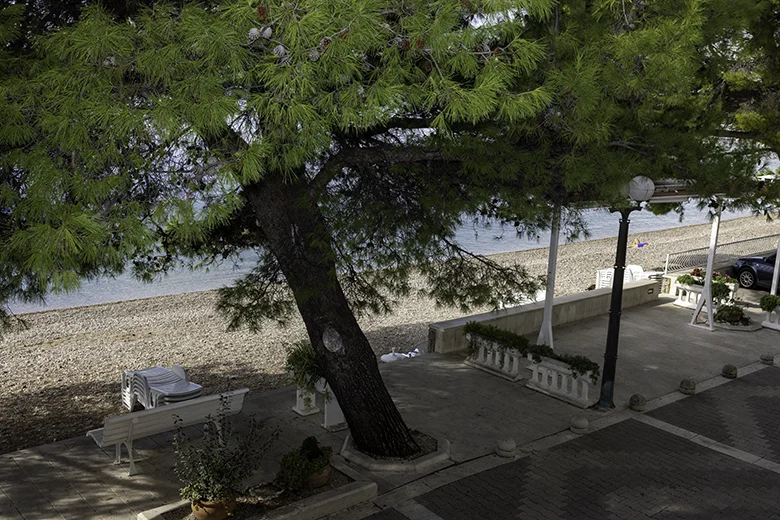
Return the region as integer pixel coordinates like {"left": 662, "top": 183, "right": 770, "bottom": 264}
{"left": 87, "top": 388, "right": 249, "bottom": 475}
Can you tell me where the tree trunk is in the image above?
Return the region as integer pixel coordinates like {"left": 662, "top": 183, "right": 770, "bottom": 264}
{"left": 245, "top": 177, "right": 420, "bottom": 458}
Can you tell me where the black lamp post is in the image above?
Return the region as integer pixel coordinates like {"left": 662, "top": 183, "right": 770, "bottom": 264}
{"left": 597, "top": 176, "right": 655, "bottom": 409}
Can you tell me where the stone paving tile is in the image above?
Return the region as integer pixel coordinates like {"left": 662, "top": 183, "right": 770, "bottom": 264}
{"left": 412, "top": 419, "right": 780, "bottom": 520}
{"left": 648, "top": 366, "right": 780, "bottom": 463}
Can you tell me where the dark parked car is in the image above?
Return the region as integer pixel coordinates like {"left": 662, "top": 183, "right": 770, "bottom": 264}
{"left": 732, "top": 254, "right": 777, "bottom": 289}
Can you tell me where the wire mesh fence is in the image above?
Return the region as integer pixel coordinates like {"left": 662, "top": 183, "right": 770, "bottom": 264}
{"left": 664, "top": 234, "right": 780, "bottom": 274}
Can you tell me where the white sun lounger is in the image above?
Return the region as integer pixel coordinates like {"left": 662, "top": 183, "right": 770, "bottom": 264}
{"left": 121, "top": 365, "right": 202, "bottom": 410}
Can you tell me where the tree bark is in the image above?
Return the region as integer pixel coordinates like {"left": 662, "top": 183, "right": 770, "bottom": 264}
{"left": 245, "top": 176, "right": 420, "bottom": 458}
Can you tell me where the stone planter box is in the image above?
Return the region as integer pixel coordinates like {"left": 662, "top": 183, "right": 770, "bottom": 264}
{"left": 463, "top": 334, "right": 524, "bottom": 382}
{"left": 673, "top": 283, "right": 703, "bottom": 309}
{"left": 525, "top": 355, "right": 594, "bottom": 408}
{"left": 673, "top": 282, "right": 736, "bottom": 310}
{"left": 762, "top": 306, "right": 780, "bottom": 332}
{"left": 137, "top": 461, "right": 376, "bottom": 520}
{"left": 292, "top": 378, "right": 347, "bottom": 431}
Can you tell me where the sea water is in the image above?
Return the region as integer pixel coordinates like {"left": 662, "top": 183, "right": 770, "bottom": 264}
{"left": 5, "top": 203, "right": 755, "bottom": 314}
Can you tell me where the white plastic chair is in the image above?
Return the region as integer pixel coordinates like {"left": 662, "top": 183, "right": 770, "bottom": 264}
{"left": 121, "top": 365, "right": 202, "bottom": 410}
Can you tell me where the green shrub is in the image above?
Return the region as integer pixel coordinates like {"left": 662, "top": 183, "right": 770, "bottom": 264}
{"left": 463, "top": 322, "right": 600, "bottom": 384}
{"left": 275, "top": 437, "right": 332, "bottom": 492}
{"left": 714, "top": 303, "right": 748, "bottom": 324}
{"left": 285, "top": 341, "right": 326, "bottom": 395}
{"left": 711, "top": 281, "right": 732, "bottom": 304}
{"left": 760, "top": 294, "right": 780, "bottom": 312}
{"left": 675, "top": 274, "right": 701, "bottom": 286}
{"left": 463, "top": 321, "right": 529, "bottom": 357}
{"left": 174, "top": 396, "right": 276, "bottom": 502}
{"left": 713, "top": 272, "right": 736, "bottom": 284}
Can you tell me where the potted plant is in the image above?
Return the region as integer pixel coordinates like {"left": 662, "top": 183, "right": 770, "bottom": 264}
{"left": 286, "top": 341, "right": 329, "bottom": 405}
{"left": 760, "top": 294, "right": 780, "bottom": 314}
{"left": 173, "top": 397, "right": 275, "bottom": 520}
{"left": 275, "top": 437, "right": 333, "bottom": 492}
{"left": 674, "top": 270, "right": 737, "bottom": 309}
{"left": 714, "top": 301, "right": 749, "bottom": 325}
{"left": 760, "top": 294, "right": 780, "bottom": 330}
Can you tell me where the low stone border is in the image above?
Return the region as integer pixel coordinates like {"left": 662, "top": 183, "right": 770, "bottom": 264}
{"left": 136, "top": 460, "right": 375, "bottom": 520}
{"left": 249, "top": 481, "right": 377, "bottom": 520}
{"left": 340, "top": 433, "right": 451, "bottom": 472}
{"left": 137, "top": 500, "right": 189, "bottom": 520}
{"left": 713, "top": 321, "right": 763, "bottom": 332}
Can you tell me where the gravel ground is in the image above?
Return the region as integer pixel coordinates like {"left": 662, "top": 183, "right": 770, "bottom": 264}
{"left": 1, "top": 215, "right": 777, "bottom": 454}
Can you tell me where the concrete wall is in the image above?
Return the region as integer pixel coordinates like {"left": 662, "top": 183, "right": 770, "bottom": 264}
{"left": 428, "top": 279, "right": 660, "bottom": 354}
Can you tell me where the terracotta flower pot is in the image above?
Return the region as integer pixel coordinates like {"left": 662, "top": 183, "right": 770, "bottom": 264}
{"left": 303, "top": 464, "right": 332, "bottom": 489}
{"left": 191, "top": 496, "right": 236, "bottom": 520}
{"left": 726, "top": 313, "right": 742, "bottom": 324}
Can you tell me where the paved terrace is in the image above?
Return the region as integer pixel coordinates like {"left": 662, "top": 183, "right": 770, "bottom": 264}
{"left": 2, "top": 296, "right": 779, "bottom": 519}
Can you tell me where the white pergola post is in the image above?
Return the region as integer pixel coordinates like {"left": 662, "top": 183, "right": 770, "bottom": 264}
{"left": 690, "top": 204, "right": 722, "bottom": 330}
{"left": 771, "top": 238, "right": 780, "bottom": 296}
{"left": 537, "top": 205, "right": 561, "bottom": 349}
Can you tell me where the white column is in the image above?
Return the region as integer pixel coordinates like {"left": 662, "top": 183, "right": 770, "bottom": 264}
{"left": 537, "top": 205, "right": 561, "bottom": 349}
{"left": 771, "top": 237, "right": 780, "bottom": 295}
{"left": 691, "top": 204, "right": 721, "bottom": 330}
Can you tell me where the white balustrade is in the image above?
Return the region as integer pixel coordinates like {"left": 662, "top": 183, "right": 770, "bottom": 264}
{"left": 762, "top": 306, "right": 780, "bottom": 331}
{"left": 673, "top": 283, "right": 703, "bottom": 310}
{"left": 291, "top": 378, "right": 348, "bottom": 431}
{"left": 525, "top": 356, "right": 594, "bottom": 408}
{"left": 674, "top": 282, "right": 736, "bottom": 310}
{"left": 463, "top": 335, "right": 524, "bottom": 381}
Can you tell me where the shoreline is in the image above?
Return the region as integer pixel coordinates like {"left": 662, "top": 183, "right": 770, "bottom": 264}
{"left": 1, "top": 215, "right": 778, "bottom": 454}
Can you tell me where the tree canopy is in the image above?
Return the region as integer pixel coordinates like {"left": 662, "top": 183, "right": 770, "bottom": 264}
{"left": 2, "top": 0, "right": 779, "bottom": 455}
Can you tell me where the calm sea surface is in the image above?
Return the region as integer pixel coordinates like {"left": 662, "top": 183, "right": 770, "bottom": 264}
{"left": 7, "top": 203, "right": 755, "bottom": 314}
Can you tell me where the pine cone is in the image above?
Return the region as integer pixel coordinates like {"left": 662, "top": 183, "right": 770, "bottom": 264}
{"left": 248, "top": 28, "right": 262, "bottom": 43}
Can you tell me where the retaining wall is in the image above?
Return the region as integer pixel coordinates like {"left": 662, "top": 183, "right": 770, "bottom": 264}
{"left": 428, "top": 279, "right": 660, "bottom": 354}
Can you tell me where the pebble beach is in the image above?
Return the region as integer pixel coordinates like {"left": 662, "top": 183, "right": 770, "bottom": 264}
{"left": 1, "top": 215, "right": 777, "bottom": 454}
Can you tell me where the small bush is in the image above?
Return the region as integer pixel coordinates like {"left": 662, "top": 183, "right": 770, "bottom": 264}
{"left": 676, "top": 274, "right": 701, "bottom": 286}
{"left": 174, "top": 396, "right": 276, "bottom": 502}
{"left": 714, "top": 303, "right": 749, "bottom": 324}
{"left": 711, "top": 281, "right": 732, "bottom": 305}
{"left": 463, "top": 322, "right": 600, "bottom": 384}
{"left": 760, "top": 294, "right": 780, "bottom": 312}
{"left": 286, "top": 341, "right": 325, "bottom": 394}
{"left": 275, "top": 437, "right": 332, "bottom": 492}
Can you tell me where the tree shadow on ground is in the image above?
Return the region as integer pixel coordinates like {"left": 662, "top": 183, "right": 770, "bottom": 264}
{"left": 0, "top": 361, "right": 286, "bottom": 454}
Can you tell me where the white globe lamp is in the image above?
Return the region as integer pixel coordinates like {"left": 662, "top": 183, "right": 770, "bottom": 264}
{"left": 621, "top": 176, "right": 656, "bottom": 202}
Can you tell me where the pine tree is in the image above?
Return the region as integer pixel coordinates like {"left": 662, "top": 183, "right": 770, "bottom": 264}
{"left": 5, "top": 0, "right": 775, "bottom": 456}
{"left": 716, "top": 0, "right": 780, "bottom": 161}
{"left": 0, "top": 1, "right": 153, "bottom": 331}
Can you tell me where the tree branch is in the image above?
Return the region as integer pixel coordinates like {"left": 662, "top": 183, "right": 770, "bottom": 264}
{"left": 714, "top": 129, "right": 762, "bottom": 140}
{"left": 311, "top": 143, "right": 464, "bottom": 191}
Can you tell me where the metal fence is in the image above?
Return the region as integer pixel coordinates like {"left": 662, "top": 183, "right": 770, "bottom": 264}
{"left": 664, "top": 234, "right": 780, "bottom": 274}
